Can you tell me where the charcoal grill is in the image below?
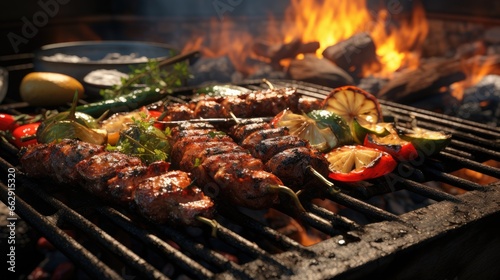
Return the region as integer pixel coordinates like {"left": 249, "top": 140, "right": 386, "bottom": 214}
{"left": 1, "top": 79, "right": 499, "bottom": 280}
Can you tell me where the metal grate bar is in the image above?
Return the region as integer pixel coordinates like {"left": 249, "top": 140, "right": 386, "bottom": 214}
{"left": 97, "top": 207, "right": 215, "bottom": 279}
{"left": 209, "top": 221, "right": 294, "bottom": 275}
{"left": 326, "top": 192, "right": 403, "bottom": 222}
{"left": 449, "top": 139, "right": 500, "bottom": 161}
{"left": 152, "top": 224, "right": 257, "bottom": 280}
{"left": 423, "top": 167, "right": 489, "bottom": 191}
{"left": 379, "top": 100, "right": 500, "bottom": 138}
{"left": 304, "top": 202, "right": 363, "bottom": 232}
{"left": 388, "top": 174, "right": 463, "bottom": 203}
{"left": 438, "top": 151, "right": 500, "bottom": 179}
{"left": 0, "top": 181, "right": 122, "bottom": 280}
{"left": 218, "top": 205, "right": 315, "bottom": 254}
{"left": 24, "top": 180, "right": 169, "bottom": 280}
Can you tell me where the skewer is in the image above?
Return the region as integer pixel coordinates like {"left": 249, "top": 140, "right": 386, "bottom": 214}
{"left": 196, "top": 216, "right": 219, "bottom": 237}
{"left": 155, "top": 117, "right": 272, "bottom": 127}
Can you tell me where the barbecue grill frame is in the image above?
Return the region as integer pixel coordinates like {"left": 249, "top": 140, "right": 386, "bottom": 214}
{"left": 1, "top": 79, "right": 499, "bottom": 279}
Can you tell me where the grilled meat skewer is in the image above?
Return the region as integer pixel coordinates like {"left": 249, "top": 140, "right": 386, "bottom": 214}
{"left": 161, "top": 87, "right": 318, "bottom": 121}
{"left": 19, "top": 139, "right": 215, "bottom": 226}
{"left": 228, "top": 122, "right": 331, "bottom": 191}
{"left": 169, "top": 124, "right": 304, "bottom": 211}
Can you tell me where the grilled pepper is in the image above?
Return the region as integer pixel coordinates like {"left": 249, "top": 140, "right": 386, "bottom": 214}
{"left": 399, "top": 127, "right": 452, "bottom": 157}
{"left": 76, "top": 87, "right": 168, "bottom": 118}
{"left": 364, "top": 132, "right": 418, "bottom": 161}
{"left": 326, "top": 145, "right": 397, "bottom": 182}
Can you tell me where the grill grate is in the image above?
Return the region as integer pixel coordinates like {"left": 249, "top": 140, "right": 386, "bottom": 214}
{"left": 1, "top": 79, "right": 500, "bottom": 279}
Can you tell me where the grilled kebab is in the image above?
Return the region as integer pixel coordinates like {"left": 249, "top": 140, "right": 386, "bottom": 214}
{"left": 167, "top": 124, "right": 303, "bottom": 210}
{"left": 19, "top": 139, "right": 215, "bottom": 226}
{"left": 228, "top": 121, "right": 331, "bottom": 191}
{"left": 161, "top": 87, "right": 321, "bottom": 121}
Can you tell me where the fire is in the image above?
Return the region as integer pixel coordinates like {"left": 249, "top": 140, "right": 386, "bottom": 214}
{"left": 282, "top": 0, "right": 372, "bottom": 55}
{"left": 182, "top": 18, "right": 259, "bottom": 75}
{"left": 368, "top": 2, "right": 428, "bottom": 76}
{"left": 451, "top": 56, "right": 500, "bottom": 100}
{"left": 183, "top": 0, "right": 429, "bottom": 78}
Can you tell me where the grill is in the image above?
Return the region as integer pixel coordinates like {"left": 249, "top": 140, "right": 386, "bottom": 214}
{"left": 1, "top": 79, "right": 500, "bottom": 280}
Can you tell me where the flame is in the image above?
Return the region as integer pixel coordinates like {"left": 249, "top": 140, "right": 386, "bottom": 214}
{"left": 368, "top": 2, "right": 428, "bottom": 76}
{"left": 182, "top": 18, "right": 259, "bottom": 75}
{"left": 451, "top": 56, "right": 500, "bottom": 100}
{"left": 183, "top": 0, "right": 429, "bottom": 78}
{"left": 282, "top": 0, "right": 372, "bottom": 56}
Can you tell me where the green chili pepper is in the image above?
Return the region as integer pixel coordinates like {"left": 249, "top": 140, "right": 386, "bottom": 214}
{"left": 76, "top": 87, "right": 168, "bottom": 118}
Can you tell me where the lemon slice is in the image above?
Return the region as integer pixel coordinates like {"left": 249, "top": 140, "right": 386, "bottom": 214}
{"left": 326, "top": 145, "right": 383, "bottom": 173}
{"left": 276, "top": 109, "right": 336, "bottom": 152}
{"left": 325, "top": 145, "right": 397, "bottom": 182}
{"left": 322, "top": 86, "right": 382, "bottom": 127}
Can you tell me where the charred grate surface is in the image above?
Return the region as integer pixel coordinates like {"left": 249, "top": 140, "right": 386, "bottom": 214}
{"left": 1, "top": 79, "right": 499, "bottom": 279}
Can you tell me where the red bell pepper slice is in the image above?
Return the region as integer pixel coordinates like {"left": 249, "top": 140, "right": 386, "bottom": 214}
{"left": 326, "top": 145, "right": 397, "bottom": 182}
{"left": 364, "top": 133, "right": 418, "bottom": 161}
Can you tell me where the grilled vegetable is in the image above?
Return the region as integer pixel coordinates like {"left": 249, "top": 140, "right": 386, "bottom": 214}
{"left": 322, "top": 86, "right": 382, "bottom": 127}
{"left": 351, "top": 117, "right": 391, "bottom": 144}
{"left": 326, "top": 145, "right": 397, "bottom": 182}
{"left": 364, "top": 132, "right": 418, "bottom": 161}
{"left": 0, "top": 113, "right": 42, "bottom": 132}
{"left": 400, "top": 127, "right": 452, "bottom": 156}
{"left": 194, "top": 84, "right": 250, "bottom": 96}
{"left": 36, "top": 94, "right": 107, "bottom": 145}
{"left": 107, "top": 116, "right": 170, "bottom": 165}
{"left": 76, "top": 87, "right": 169, "bottom": 118}
{"left": 272, "top": 109, "right": 352, "bottom": 152}
{"left": 11, "top": 123, "right": 40, "bottom": 148}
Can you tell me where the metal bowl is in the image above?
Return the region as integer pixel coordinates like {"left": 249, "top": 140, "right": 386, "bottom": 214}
{"left": 33, "top": 41, "right": 178, "bottom": 83}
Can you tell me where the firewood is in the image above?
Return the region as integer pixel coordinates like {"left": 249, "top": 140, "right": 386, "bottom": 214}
{"left": 252, "top": 39, "right": 320, "bottom": 62}
{"left": 286, "top": 54, "right": 354, "bottom": 88}
{"left": 322, "top": 32, "right": 379, "bottom": 77}
{"left": 377, "top": 54, "right": 500, "bottom": 104}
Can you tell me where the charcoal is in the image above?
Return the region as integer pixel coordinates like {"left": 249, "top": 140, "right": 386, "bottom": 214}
{"left": 322, "top": 32, "right": 379, "bottom": 78}
{"left": 188, "top": 56, "right": 238, "bottom": 85}
{"left": 248, "top": 64, "right": 287, "bottom": 80}
{"left": 356, "top": 76, "right": 389, "bottom": 95}
{"left": 286, "top": 54, "right": 354, "bottom": 88}
{"left": 455, "top": 74, "right": 500, "bottom": 126}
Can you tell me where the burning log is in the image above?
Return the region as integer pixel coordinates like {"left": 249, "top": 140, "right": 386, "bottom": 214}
{"left": 378, "top": 54, "right": 500, "bottom": 104}
{"left": 376, "top": 58, "right": 466, "bottom": 104}
{"left": 252, "top": 38, "right": 320, "bottom": 69}
{"left": 322, "top": 32, "right": 379, "bottom": 77}
{"left": 286, "top": 54, "right": 354, "bottom": 88}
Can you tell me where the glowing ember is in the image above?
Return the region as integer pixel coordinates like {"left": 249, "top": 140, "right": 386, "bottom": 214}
{"left": 450, "top": 56, "right": 500, "bottom": 100}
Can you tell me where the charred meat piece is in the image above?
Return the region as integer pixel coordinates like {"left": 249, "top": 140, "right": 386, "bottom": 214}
{"left": 241, "top": 127, "right": 289, "bottom": 150}
{"left": 252, "top": 135, "right": 311, "bottom": 163}
{"left": 75, "top": 152, "right": 143, "bottom": 197}
{"left": 164, "top": 104, "right": 195, "bottom": 121}
{"left": 220, "top": 96, "right": 253, "bottom": 118}
{"left": 171, "top": 134, "right": 234, "bottom": 166}
{"left": 106, "top": 161, "right": 170, "bottom": 206}
{"left": 265, "top": 147, "right": 330, "bottom": 191}
{"left": 193, "top": 100, "right": 227, "bottom": 119}
{"left": 229, "top": 122, "right": 272, "bottom": 144}
{"left": 19, "top": 139, "right": 105, "bottom": 180}
{"left": 49, "top": 139, "right": 106, "bottom": 183}
{"left": 190, "top": 153, "right": 280, "bottom": 209}
{"left": 134, "top": 170, "right": 215, "bottom": 226}
{"left": 169, "top": 129, "right": 216, "bottom": 146}
{"left": 178, "top": 142, "right": 246, "bottom": 171}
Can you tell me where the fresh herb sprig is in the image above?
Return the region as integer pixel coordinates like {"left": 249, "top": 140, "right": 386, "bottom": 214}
{"left": 100, "top": 51, "right": 195, "bottom": 100}
{"left": 106, "top": 114, "right": 170, "bottom": 164}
